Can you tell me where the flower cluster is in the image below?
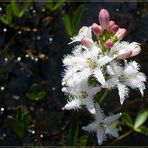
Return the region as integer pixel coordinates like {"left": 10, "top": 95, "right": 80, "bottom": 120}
{"left": 61, "top": 9, "right": 146, "bottom": 145}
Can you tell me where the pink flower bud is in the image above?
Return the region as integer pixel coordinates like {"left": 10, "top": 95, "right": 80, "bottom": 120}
{"left": 117, "top": 50, "right": 132, "bottom": 59}
{"left": 92, "top": 23, "right": 102, "bottom": 37}
{"left": 115, "top": 28, "right": 127, "bottom": 39}
{"left": 109, "top": 20, "right": 115, "bottom": 28}
{"left": 104, "top": 39, "right": 113, "bottom": 48}
{"left": 99, "top": 9, "right": 110, "bottom": 31}
{"left": 110, "top": 24, "right": 119, "bottom": 33}
{"left": 129, "top": 42, "right": 141, "bottom": 57}
{"left": 81, "top": 37, "right": 94, "bottom": 48}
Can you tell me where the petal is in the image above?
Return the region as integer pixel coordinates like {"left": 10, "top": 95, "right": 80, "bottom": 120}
{"left": 85, "top": 97, "right": 96, "bottom": 114}
{"left": 82, "top": 122, "right": 97, "bottom": 132}
{"left": 95, "top": 103, "right": 104, "bottom": 122}
{"left": 138, "top": 85, "right": 146, "bottom": 98}
{"left": 62, "top": 99, "right": 82, "bottom": 110}
{"left": 103, "top": 113, "right": 121, "bottom": 124}
{"left": 106, "top": 126, "right": 119, "bottom": 138}
{"left": 94, "top": 68, "right": 105, "bottom": 85}
{"left": 96, "top": 127, "right": 105, "bottom": 145}
{"left": 117, "top": 84, "right": 129, "bottom": 104}
{"left": 98, "top": 55, "right": 116, "bottom": 66}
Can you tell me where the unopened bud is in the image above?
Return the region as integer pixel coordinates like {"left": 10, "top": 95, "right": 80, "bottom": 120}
{"left": 81, "top": 38, "right": 94, "bottom": 48}
{"left": 117, "top": 50, "right": 132, "bottom": 59}
{"left": 115, "top": 28, "right": 127, "bottom": 39}
{"left": 129, "top": 42, "right": 141, "bottom": 57}
{"left": 99, "top": 9, "right": 110, "bottom": 31}
{"left": 110, "top": 24, "right": 119, "bottom": 33}
{"left": 92, "top": 23, "right": 102, "bottom": 37}
{"left": 109, "top": 20, "right": 115, "bottom": 28}
{"left": 104, "top": 39, "right": 113, "bottom": 48}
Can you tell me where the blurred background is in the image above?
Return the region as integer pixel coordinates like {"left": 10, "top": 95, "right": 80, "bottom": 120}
{"left": 0, "top": 1, "right": 148, "bottom": 146}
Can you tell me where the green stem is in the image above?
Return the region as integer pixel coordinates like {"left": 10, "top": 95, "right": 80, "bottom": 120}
{"left": 108, "top": 129, "right": 133, "bottom": 146}
{"left": 99, "top": 89, "right": 110, "bottom": 104}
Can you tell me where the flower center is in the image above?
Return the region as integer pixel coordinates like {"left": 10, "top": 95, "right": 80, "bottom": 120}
{"left": 77, "top": 91, "right": 88, "bottom": 98}
{"left": 86, "top": 58, "right": 97, "bottom": 69}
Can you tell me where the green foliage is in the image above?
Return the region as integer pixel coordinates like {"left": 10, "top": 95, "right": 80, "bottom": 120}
{"left": 63, "top": 5, "right": 84, "bottom": 36}
{"left": 46, "top": 0, "right": 65, "bottom": 12}
{"left": 79, "top": 135, "right": 89, "bottom": 146}
{"left": 134, "top": 110, "right": 148, "bottom": 129}
{"left": 63, "top": 14, "right": 73, "bottom": 37}
{"left": 10, "top": 107, "right": 31, "bottom": 138}
{"left": 0, "top": 1, "right": 31, "bottom": 26}
{"left": 70, "top": 115, "right": 79, "bottom": 146}
{"left": 134, "top": 126, "right": 148, "bottom": 136}
{"left": 26, "top": 83, "right": 46, "bottom": 101}
{"left": 0, "top": 5, "right": 13, "bottom": 25}
{"left": 121, "top": 110, "right": 148, "bottom": 136}
{"left": 121, "top": 112, "right": 134, "bottom": 128}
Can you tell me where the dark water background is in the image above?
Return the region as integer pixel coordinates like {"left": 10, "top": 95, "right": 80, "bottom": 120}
{"left": 0, "top": 1, "right": 148, "bottom": 146}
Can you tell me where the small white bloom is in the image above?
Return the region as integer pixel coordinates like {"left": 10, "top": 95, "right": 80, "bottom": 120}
{"left": 62, "top": 81, "right": 101, "bottom": 114}
{"left": 104, "top": 61, "right": 146, "bottom": 104}
{"left": 82, "top": 103, "right": 121, "bottom": 145}
{"left": 69, "top": 26, "right": 92, "bottom": 44}
{"left": 110, "top": 41, "right": 141, "bottom": 59}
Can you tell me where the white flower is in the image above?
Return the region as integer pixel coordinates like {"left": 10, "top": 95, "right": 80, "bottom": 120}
{"left": 69, "top": 26, "right": 92, "bottom": 44}
{"left": 62, "top": 81, "right": 101, "bottom": 114}
{"left": 104, "top": 61, "right": 146, "bottom": 104}
{"left": 110, "top": 41, "right": 141, "bottom": 59}
{"left": 63, "top": 45, "right": 116, "bottom": 87}
{"left": 82, "top": 103, "right": 121, "bottom": 145}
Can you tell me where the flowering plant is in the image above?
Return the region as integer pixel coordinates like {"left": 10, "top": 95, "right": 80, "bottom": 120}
{"left": 61, "top": 9, "right": 146, "bottom": 145}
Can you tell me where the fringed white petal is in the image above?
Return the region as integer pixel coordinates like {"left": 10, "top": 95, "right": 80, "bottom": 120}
{"left": 97, "top": 128, "right": 105, "bottom": 145}
{"left": 85, "top": 98, "right": 96, "bottom": 114}
{"left": 103, "top": 113, "right": 121, "bottom": 124}
{"left": 94, "top": 68, "right": 105, "bottom": 85}
{"left": 106, "top": 126, "right": 119, "bottom": 138}
{"left": 82, "top": 122, "right": 97, "bottom": 132}
{"left": 95, "top": 103, "right": 104, "bottom": 122}
{"left": 117, "top": 84, "right": 129, "bottom": 104}
{"left": 63, "top": 99, "right": 82, "bottom": 110}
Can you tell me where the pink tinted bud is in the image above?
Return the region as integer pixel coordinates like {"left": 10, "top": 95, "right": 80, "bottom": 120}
{"left": 99, "top": 9, "right": 110, "bottom": 30}
{"left": 109, "top": 20, "right": 115, "bottom": 28}
{"left": 129, "top": 42, "right": 141, "bottom": 57}
{"left": 81, "top": 37, "right": 94, "bottom": 48}
{"left": 104, "top": 39, "right": 113, "bottom": 48}
{"left": 92, "top": 23, "right": 102, "bottom": 37}
{"left": 110, "top": 24, "right": 119, "bottom": 33}
{"left": 117, "top": 50, "right": 132, "bottom": 59}
{"left": 115, "top": 28, "right": 127, "bottom": 39}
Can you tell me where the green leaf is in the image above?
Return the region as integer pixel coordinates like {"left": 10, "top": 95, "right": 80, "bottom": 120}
{"left": 72, "top": 5, "right": 84, "bottom": 29}
{"left": 10, "top": 119, "right": 27, "bottom": 137}
{"left": 5, "top": 5, "right": 13, "bottom": 25}
{"left": 79, "top": 135, "right": 89, "bottom": 146}
{"left": 70, "top": 115, "right": 79, "bottom": 145}
{"left": 134, "top": 126, "right": 148, "bottom": 136}
{"left": 19, "top": 1, "right": 32, "bottom": 17}
{"left": 26, "top": 83, "right": 46, "bottom": 101}
{"left": 52, "top": 0, "right": 65, "bottom": 11}
{"left": 121, "top": 112, "right": 134, "bottom": 128}
{"left": 10, "top": 0, "right": 21, "bottom": 17}
{"left": 46, "top": 2, "right": 54, "bottom": 11}
{"left": 0, "top": 16, "right": 9, "bottom": 25}
{"left": 134, "top": 110, "right": 148, "bottom": 129}
{"left": 10, "top": 107, "right": 31, "bottom": 138}
{"left": 63, "top": 14, "right": 73, "bottom": 36}
{"left": 46, "top": 0, "right": 64, "bottom": 12}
